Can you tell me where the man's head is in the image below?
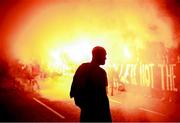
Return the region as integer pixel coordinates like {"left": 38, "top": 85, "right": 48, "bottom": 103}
{"left": 92, "top": 46, "right": 107, "bottom": 65}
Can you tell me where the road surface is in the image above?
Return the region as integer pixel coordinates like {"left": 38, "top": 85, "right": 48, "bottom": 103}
{"left": 0, "top": 86, "right": 180, "bottom": 122}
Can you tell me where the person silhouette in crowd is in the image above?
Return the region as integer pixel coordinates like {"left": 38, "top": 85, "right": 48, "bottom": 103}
{"left": 70, "top": 46, "right": 112, "bottom": 122}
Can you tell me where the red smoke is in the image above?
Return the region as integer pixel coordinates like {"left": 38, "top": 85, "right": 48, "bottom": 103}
{"left": 155, "top": 0, "right": 180, "bottom": 47}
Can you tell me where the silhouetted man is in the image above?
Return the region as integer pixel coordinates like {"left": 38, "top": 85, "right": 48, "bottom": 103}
{"left": 70, "top": 46, "right": 112, "bottom": 122}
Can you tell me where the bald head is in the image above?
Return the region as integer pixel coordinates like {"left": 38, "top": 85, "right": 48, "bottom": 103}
{"left": 92, "top": 46, "right": 107, "bottom": 65}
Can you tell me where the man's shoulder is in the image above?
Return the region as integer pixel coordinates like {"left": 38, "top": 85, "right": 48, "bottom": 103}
{"left": 80, "top": 62, "right": 90, "bottom": 67}
{"left": 98, "top": 67, "right": 106, "bottom": 75}
{"left": 79, "top": 63, "right": 90, "bottom": 69}
{"left": 76, "top": 63, "right": 90, "bottom": 73}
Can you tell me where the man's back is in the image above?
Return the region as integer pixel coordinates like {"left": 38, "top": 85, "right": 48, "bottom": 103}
{"left": 70, "top": 62, "right": 107, "bottom": 99}
{"left": 70, "top": 46, "right": 111, "bottom": 122}
{"left": 70, "top": 62, "right": 111, "bottom": 122}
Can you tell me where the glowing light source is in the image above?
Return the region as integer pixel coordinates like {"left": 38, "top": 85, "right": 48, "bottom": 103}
{"left": 123, "top": 46, "right": 132, "bottom": 59}
{"left": 64, "top": 41, "right": 92, "bottom": 63}
{"left": 49, "top": 49, "right": 68, "bottom": 72}
{"left": 7, "top": 0, "right": 175, "bottom": 102}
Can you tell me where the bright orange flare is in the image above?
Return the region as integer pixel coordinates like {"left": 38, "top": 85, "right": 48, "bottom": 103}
{"left": 7, "top": 0, "right": 175, "bottom": 104}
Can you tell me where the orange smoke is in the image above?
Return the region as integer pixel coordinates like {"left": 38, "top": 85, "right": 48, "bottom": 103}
{"left": 2, "top": 0, "right": 177, "bottom": 100}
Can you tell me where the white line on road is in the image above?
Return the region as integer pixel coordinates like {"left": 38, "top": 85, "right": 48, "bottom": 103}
{"left": 110, "top": 99, "right": 166, "bottom": 117}
{"left": 109, "top": 99, "right": 122, "bottom": 104}
{"left": 139, "top": 107, "right": 166, "bottom": 117}
{"left": 33, "top": 97, "right": 65, "bottom": 119}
